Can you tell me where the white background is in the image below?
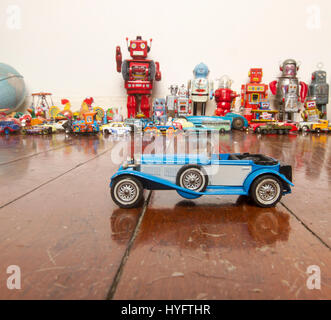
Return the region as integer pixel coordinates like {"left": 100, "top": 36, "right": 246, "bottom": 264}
{"left": 1, "top": 0, "right": 330, "bottom": 119}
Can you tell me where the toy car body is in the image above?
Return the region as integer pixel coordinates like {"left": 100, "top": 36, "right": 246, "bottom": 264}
{"left": 0, "top": 120, "right": 21, "bottom": 135}
{"left": 124, "top": 118, "right": 144, "bottom": 132}
{"left": 310, "top": 120, "right": 331, "bottom": 133}
{"left": 53, "top": 120, "right": 68, "bottom": 131}
{"left": 143, "top": 122, "right": 180, "bottom": 134}
{"left": 186, "top": 113, "right": 248, "bottom": 130}
{"left": 101, "top": 122, "right": 131, "bottom": 135}
{"left": 39, "top": 123, "right": 57, "bottom": 133}
{"left": 22, "top": 125, "right": 51, "bottom": 135}
{"left": 110, "top": 152, "right": 293, "bottom": 208}
{"left": 297, "top": 121, "right": 318, "bottom": 132}
{"left": 251, "top": 122, "right": 295, "bottom": 134}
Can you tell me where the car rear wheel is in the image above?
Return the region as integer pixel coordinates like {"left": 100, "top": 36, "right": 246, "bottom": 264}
{"left": 302, "top": 125, "right": 309, "bottom": 132}
{"left": 232, "top": 117, "right": 245, "bottom": 130}
{"left": 250, "top": 175, "right": 282, "bottom": 208}
{"left": 111, "top": 176, "right": 144, "bottom": 208}
{"left": 176, "top": 165, "right": 208, "bottom": 199}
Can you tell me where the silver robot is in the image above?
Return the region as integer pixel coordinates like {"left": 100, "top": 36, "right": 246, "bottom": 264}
{"left": 269, "top": 59, "right": 308, "bottom": 121}
{"left": 309, "top": 70, "right": 329, "bottom": 119}
{"left": 166, "top": 85, "right": 178, "bottom": 118}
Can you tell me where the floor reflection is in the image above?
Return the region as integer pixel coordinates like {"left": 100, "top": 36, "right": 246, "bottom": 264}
{"left": 110, "top": 196, "right": 290, "bottom": 249}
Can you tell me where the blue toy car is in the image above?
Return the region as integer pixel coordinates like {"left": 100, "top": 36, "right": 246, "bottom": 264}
{"left": 186, "top": 113, "right": 248, "bottom": 130}
{"left": 0, "top": 120, "right": 21, "bottom": 135}
{"left": 110, "top": 152, "right": 293, "bottom": 208}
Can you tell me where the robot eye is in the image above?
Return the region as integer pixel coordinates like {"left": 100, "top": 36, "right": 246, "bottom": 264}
{"left": 140, "top": 43, "right": 146, "bottom": 49}
{"left": 131, "top": 43, "right": 137, "bottom": 49}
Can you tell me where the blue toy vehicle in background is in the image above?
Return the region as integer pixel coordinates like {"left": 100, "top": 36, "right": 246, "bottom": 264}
{"left": 186, "top": 113, "right": 248, "bottom": 130}
{"left": 0, "top": 120, "right": 21, "bottom": 135}
{"left": 110, "top": 152, "right": 293, "bottom": 208}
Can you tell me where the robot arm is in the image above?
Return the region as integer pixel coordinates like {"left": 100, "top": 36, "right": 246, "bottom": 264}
{"left": 116, "top": 46, "right": 122, "bottom": 73}
{"left": 209, "top": 81, "right": 214, "bottom": 100}
{"left": 299, "top": 81, "right": 308, "bottom": 103}
{"left": 269, "top": 81, "right": 277, "bottom": 95}
{"left": 155, "top": 62, "right": 161, "bottom": 81}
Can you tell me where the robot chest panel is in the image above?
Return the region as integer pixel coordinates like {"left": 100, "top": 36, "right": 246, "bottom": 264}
{"left": 129, "top": 61, "right": 149, "bottom": 80}
{"left": 193, "top": 78, "right": 208, "bottom": 92}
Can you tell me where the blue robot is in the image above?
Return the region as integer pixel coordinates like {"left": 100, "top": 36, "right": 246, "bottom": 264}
{"left": 152, "top": 98, "right": 167, "bottom": 124}
{"left": 188, "top": 63, "right": 214, "bottom": 116}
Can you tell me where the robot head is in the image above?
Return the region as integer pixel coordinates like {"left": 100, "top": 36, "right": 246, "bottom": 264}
{"left": 178, "top": 84, "right": 188, "bottom": 96}
{"left": 169, "top": 85, "right": 178, "bottom": 95}
{"left": 312, "top": 70, "right": 327, "bottom": 84}
{"left": 304, "top": 99, "right": 317, "bottom": 110}
{"left": 249, "top": 68, "right": 263, "bottom": 83}
{"left": 218, "top": 75, "right": 233, "bottom": 88}
{"left": 127, "top": 36, "right": 151, "bottom": 59}
{"left": 280, "top": 59, "right": 298, "bottom": 77}
{"left": 193, "top": 62, "right": 209, "bottom": 78}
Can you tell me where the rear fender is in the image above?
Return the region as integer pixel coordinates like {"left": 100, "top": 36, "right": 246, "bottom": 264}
{"left": 243, "top": 169, "right": 294, "bottom": 193}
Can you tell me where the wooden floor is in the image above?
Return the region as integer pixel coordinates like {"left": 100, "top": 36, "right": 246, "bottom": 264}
{"left": 0, "top": 131, "right": 330, "bottom": 299}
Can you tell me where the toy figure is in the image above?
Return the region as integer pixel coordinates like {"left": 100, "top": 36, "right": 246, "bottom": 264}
{"left": 175, "top": 84, "right": 192, "bottom": 117}
{"left": 166, "top": 85, "right": 178, "bottom": 118}
{"left": 152, "top": 98, "right": 167, "bottom": 124}
{"left": 188, "top": 63, "right": 214, "bottom": 116}
{"left": 240, "top": 68, "right": 268, "bottom": 122}
{"left": 116, "top": 36, "right": 161, "bottom": 118}
{"left": 214, "top": 75, "right": 238, "bottom": 117}
{"left": 301, "top": 99, "right": 321, "bottom": 122}
{"left": 269, "top": 59, "right": 308, "bottom": 121}
{"left": 309, "top": 69, "right": 329, "bottom": 119}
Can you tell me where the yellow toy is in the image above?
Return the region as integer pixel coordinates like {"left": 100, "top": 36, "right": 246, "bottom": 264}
{"left": 310, "top": 120, "right": 331, "bottom": 133}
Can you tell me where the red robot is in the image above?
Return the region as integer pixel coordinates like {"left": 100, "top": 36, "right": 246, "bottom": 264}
{"left": 116, "top": 36, "right": 161, "bottom": 118}
{"left": 214, "top": 75, "right": 238, "bottom": 116}
{"left": 240, "top": 68, "right": 268, "bottom": 122}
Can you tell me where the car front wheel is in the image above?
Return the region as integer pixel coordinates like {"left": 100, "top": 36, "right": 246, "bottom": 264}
{"left": 250, "top": 175, "right": 282, "bottom": 208}
{"left": 111, "top": 176, "right": 144, "bottom": 208}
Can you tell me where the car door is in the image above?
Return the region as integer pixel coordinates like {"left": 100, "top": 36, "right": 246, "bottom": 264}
{"left": 208, "top": 157, "right": 252, "bottom": 186}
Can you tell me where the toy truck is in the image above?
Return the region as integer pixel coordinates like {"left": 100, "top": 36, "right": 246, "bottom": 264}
{"left": 110, "top": 152, "right": 293, "bottom": 208}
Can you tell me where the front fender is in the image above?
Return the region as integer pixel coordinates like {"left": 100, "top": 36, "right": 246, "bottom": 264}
{"left": 243, "top": 169, "right": 294, "bottom": 193}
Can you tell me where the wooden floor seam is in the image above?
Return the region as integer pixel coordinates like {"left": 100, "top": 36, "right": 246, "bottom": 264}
{"left": 280, "top": 201, "right": 331, "bottom": 251}
{"left": 106, "top": 190, "right": 152, "bottom": 300}
{"left": 0, "top": 148, "right": 113, "bottom": 210}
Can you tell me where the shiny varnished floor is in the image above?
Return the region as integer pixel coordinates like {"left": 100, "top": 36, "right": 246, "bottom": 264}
{"left": 0, "top": 131, "right": 330, "bottom": 299}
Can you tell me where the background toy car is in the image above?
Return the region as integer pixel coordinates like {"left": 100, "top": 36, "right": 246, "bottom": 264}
{"left": 22, "top": 125, "right": 51, "bottom": 135}
{"left": 252, "top": 123, "right": 293, "bottom": 135}
{"left": 185, "top": 116, "right": 232, "bottom": 133}
{"left": 101, "top": 122, "right": 131, "bottom": 135}
{"left": 310, "top": 120, "right": 331, "bottom": 133}
{"left": 143, "top": 121, "right": 179, "bottom": 134}
{"left": 0, "top": 120, "right": 21, "bottom": 135}
{"left": 187, "top": 113, "right": 247, "bottom": 130}
{"left": 124, "top": 118, "right": 144, "bottom": 133}
{"left": 110, "top": 152, "right": 293, "bottom": 208}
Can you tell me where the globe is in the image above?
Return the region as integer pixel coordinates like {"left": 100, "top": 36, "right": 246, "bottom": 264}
{"left": 0, "top": 63, "right": 26, "bottom": 113}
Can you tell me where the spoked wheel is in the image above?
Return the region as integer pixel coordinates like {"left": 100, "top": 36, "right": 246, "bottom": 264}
{"left": 111, "top": 176, "right": 144, "bottom": 208}
{"left": 232, "top": 117, "right": 245, "bottom": 130}
{"left": 176, "top": 165, "right": 208, "bottom": 199}
{"left": 250, "top": 175, "right": 282, "bottom": 208}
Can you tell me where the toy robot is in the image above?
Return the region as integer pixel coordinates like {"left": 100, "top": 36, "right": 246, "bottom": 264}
{"left": 116, "top": 36, "right": 161, "bottom": 118}
{"left": 188, "top": 63, "right": 213, "bottom": 116}
{"left": 301, "top": 99, "right": 321, "bottom": 122}
{"left": 269, "top": 59, "right": 308, "bottom": 121}
{"left": 175, "top": 84, "right": 192, "bottom": 117}
{"left": 152, "top": 98, "right": 167, "bottom": 124}
{"left": 240, "top": 68, "right": 268, "bottom": 122}
{"left": 214, "top": 75, "right": 238, "bottom": 117}
{"left": 166, "top": 85, "right": 178, "bottom": 118}
{"left": 309, "top": 70, "right": 329, "bottom": 119}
